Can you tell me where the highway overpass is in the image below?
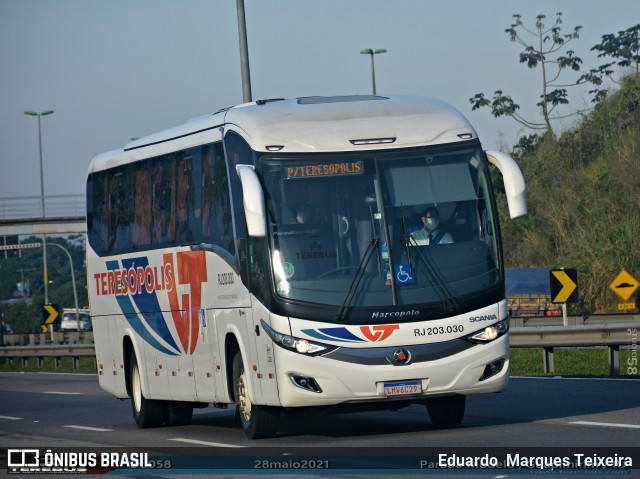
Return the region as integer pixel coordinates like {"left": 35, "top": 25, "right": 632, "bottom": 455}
{"left": 0, "top": 194, "right": 86, "bottom": 236}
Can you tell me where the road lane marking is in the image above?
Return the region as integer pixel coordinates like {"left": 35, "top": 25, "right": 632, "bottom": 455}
{"left": 169, "top": 438, "right": 246, "bottom": 448}
{"left": 44, "top": 391, "right": 83, "bottom": 395}
{"left": 0, "top": 415, "right": 23, "bottom": 420}
{"left": 64, "top": 425, "right": 113, "bottom": 432}
{"left": 569, "top": 421, "right": 640, "bottom": 430}
{"left": 512, "top": 376, "right": 640, "bottom": 382}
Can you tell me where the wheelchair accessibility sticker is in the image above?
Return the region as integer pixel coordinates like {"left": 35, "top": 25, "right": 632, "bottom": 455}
{"left": 394, "top": 264, "right": 415, "bottom": 284}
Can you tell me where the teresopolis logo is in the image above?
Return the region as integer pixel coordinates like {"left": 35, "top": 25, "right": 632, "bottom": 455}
{"left": 360, "top": 324, "right": 400, "bottom": 341}
{"left": 92, "top": 251, "right": 207, "bottom": 356}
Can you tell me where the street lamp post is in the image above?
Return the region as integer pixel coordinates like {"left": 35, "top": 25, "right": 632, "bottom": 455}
{"left": 360, "top": 48, "right": 387, "bottom": 95}
{"left": 236, "top": 0, "right": 252, "bottom": 103}
{"left": 24, "top": 110, "right": 54, "bottom": 305}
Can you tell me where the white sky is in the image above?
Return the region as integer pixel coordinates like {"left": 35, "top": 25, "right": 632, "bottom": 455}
{"left": 1, "top": 0, "right": 638, "bottom": 200}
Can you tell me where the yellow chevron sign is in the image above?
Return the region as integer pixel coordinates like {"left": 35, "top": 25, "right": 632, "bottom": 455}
{"left": 43, "top": 304, "right": 60, "bottom": 324}
{"left": 550, "top": 269, "right": 578, "bottom": 303}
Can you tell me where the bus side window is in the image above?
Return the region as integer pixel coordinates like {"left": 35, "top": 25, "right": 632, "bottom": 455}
{"left": 87, "top": 173, "right": 107, "bottom": 256}
{"left": 107, "top": 175, "right": 119, "bottom": 253}
{"left": 164, "top": 157, "right": 177, "bottom": 245}
{"left": 176, "top": 152, "right": 195, "bottom": 243}
{"left": 202, "top": 144, "right": 213, "bottom": 239}
{"left": 152, "top": 161, "right": 165, "bottom": 247}
{"left": 202, "top": 142, "right": 234, "bottom": 254}
{"left": 132, "top": 162, "right": 151, "bottom": 249}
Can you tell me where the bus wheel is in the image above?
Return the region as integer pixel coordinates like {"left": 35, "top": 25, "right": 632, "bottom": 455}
{"left": 168, "top": 403, "right": 193, "bottom": 427}
{"left": 232, "top": 350, "right": 278, "bottom": 439}
{"left": 130, "top": 353, "right": 167, "bottom": 428}
{"left": 426, "top": 395, "right": 466, "bottom": 426}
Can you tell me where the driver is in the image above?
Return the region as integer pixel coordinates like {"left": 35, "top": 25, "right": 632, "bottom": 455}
{"left": 410, "top": 206, "right": 453, "bottom": 245}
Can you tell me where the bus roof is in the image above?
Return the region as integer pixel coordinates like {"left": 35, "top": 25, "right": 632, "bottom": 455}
{"left": 88, "top": 95, "right": 478, "bottom": 174}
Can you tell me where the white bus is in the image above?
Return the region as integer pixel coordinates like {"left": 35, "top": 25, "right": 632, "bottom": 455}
{"left": 86, "top": 95, "right": 526, "bottom": 439}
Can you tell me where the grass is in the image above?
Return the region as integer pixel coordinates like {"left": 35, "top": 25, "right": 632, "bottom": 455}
{"left": 510, "top": 348, "right": 639, "bottom": 377}
{"left": 1, "top": 349, "right": 637, "bottom": 377}
{"left": 0, "top": 356, "right": 98, "bottom": 374}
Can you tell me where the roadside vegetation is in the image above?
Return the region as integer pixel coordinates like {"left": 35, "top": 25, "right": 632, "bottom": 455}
{"left": 0, "top": 235, "right": 88, "bottom": 334}
{"left": 473, "top": 14, "right": 640, "bottom": 314}
{"left": 496, "top": 73, "right": 640, "bottom": 314}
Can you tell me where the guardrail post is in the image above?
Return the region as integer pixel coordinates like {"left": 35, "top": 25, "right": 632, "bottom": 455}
{"left": 608, "top": 346, "right": 620, "bottom": 376}
{"left": 543, "top": 347, "right": 555, "bottom": 374}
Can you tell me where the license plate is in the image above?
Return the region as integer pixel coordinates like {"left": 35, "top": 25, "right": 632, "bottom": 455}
{"left": 383, "top": 380, "right": 421, "bottom": 396}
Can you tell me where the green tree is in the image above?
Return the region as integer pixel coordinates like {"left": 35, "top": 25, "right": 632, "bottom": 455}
{"left": 470, "top": 13, "right": 595, "bottom": 136}
{"left": 0, "top": 235, "right": 88, "bottom": 333}
{"left": 586, "top": 24, "right": 640, "bottom": 101}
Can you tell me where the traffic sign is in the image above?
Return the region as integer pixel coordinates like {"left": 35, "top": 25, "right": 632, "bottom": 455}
{"left": 609, "top": 269, "right": 639, "bottom": 302}
{"left": 550, "top": 269, "right": 578, "bottom": 303}
{"left": 617, "top": 302, "right": 636, "bottom": 311}
{"left": 42, "top": 304, "right": 60, "bottom": 325}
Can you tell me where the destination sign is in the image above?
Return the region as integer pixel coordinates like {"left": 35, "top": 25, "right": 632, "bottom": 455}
{"left": 286, "top": 161, "right": 363, "bottom": 179}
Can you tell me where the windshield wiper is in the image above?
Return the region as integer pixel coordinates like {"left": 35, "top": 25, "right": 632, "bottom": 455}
{"left": 335, "top": 237, "right": 379, "bottom": 322}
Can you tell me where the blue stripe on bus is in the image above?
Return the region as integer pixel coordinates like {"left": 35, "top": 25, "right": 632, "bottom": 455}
{"left": 301, "top": 327, "right": 366, "bottom": 343}
{"left": 120, "top": 257, "right": 180, "bottom": 353}
{"left": 106, "top": 260, "right": 179, "bottom": 356}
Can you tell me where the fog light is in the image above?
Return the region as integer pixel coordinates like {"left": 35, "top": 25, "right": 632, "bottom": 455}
{"left": 480, "top": 359, "right": 505, "bottom": 381}
{"left": 290, "top": 375, "right": 322, "bottom": 393}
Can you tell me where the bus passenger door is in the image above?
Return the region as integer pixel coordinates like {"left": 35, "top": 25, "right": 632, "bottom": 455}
{"left": 250, "top": 302, "right": 280, "bottom": 405}
{"left": 93, "top": 314, "right": 119, "bottom": 395}
{"left": 215, "top": 307, "right": 263, "bottom": 404}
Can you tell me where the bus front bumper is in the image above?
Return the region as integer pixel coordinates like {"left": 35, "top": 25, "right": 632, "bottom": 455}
{"left": 273, "top": 334, "right": 509, "bottom": 408}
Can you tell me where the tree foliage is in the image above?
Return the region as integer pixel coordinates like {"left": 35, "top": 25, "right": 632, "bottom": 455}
{"left": 587, "top": 24, "right": 640, "bottom": 101}
{"left": 0, "top": 235, "right": 87, "bottom": 333}
{"left": 470, "top": 14, "right": 632, "bottom": 136}
{"left": 497, "top": 74, "right": 640, "bottom": 313}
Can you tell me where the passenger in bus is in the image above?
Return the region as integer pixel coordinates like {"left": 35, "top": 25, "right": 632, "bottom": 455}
{"left": 410, "top": 206, "right": 453, "bottom": 245}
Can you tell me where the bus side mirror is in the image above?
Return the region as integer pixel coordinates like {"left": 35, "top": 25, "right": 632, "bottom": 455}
{"left": 485, "top": 150, "right": 527, "bottom": 219}
{"left": 236, "top": 164, "right": 267, "bottom": 237}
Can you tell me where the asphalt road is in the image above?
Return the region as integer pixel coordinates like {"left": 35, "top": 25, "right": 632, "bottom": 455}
{"left": 1, "top": 372, "right": 639, "bottom": 477}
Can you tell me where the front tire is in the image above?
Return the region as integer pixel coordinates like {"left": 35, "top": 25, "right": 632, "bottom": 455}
{"left": 426, "top": 395, "right": 466, "bottom": 426}
{"left": 232, "top": 350, "right": 279, "bottom": 439}
{"left": 129, "top": 353, "right": 167, "bottom": 428}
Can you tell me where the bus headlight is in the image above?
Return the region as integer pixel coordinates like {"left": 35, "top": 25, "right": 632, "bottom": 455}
{"left": 466, "top": 320, "right": 509, "bottom": 343}
{"left": 260, "top": 320, "right": 336, "bottom": 356}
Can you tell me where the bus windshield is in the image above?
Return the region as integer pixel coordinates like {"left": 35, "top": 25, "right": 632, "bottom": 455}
{"left": 262, "top": 144, "right": 502, "bottom": 315}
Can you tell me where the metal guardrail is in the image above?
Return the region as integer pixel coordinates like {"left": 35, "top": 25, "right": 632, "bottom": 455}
{"left": 510, "top": 313, "right": 640, "bottom": 328}
{"left": 0, "top": 195, "right": 86, "bottom": 220}
{"left": 0, "top": 332, "right": 94, "bottom": 369}
{"left": 1, "top": 322, "right": 638, "bottom": 375}
{"left": 510, "top": 322, "right": 638, "bottom": 375}
{"left": 1, "top": 332, "right": 94, "bottom": 347}
{"left": 0, "top": 344, "right": 95, "bottom": 369}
